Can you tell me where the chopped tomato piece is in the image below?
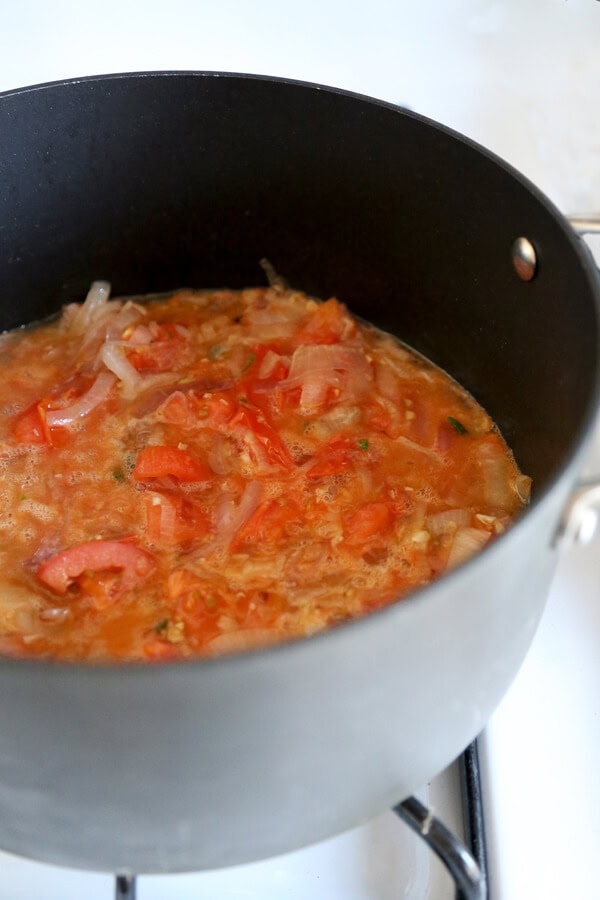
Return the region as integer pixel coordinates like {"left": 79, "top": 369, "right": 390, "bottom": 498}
{"left": 295, "top": 298, "right": 355, "bottom": 345}
{"left": 12, "top": 384, "right": 92, "bottom": 447}
{"left": 133, "top": 445, "right": 212, "bottom": 482}
{"left": 157, "top": 391, "right": 195, "bottom": 426}
{"left": 229, "top": 406, "right": 294, "bottom": 470}
{"left": 238, "top": 344, "right": 290, "bottom": 418}
{"left": 305, "top": 436, "right": 357, "bottom": 480}
{"left": 12, "top": 403, "right": 49, "bottom": 444}
{"left": 238, "top": 344, "right": 289, "bottom": 384}
{"left": 77, "top": 570, "right": 128, "bottom": 611}
{"left": 37, "top": 540, "right": 154, "bottom": 595}
{"left": 143, "top": 491, "right": 208, "bottom": 546}
{"left": 344, "top": 502, "right": 394, "bottom": 545}
{"left": 143, "top": 639, "right": 179, "bottom": 661}
{"left": 159, "top": 390, "right": 237, "bottom": 430}
{"left": 167, "top": 571, "right": 223, "bottom": 642}
{"left": 231, "top": 498, "right": 302, "bottom": 550}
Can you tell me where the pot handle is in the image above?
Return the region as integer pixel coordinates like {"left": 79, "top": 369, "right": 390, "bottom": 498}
{"left": 554, "top": 480, "right": 600, "bottom": 550}
{"left": 549, "top": 214, "right": 600, "bottom": 550}
{"left": 568, "top": 215, "right": 600, "bottom": 235}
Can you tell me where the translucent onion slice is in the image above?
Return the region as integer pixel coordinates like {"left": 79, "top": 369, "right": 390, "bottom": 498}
{"left": 46, "top": 372, "right": 117, "bottom": 427}
{"left": 277, "top": 344, "right": 372, "bottom": 412}
{"left": 100, "top": 342, "right": 141, "bottom": 395}
{"left": 426, "top": 508, "right": 471, "bottom": 536}
{"left": 64, "top": 280, "right": 111, "bottom": 334}
{"left": 39, "top": 607, "right": 71, "bottom": 624}
{"left": 446, "top": 526, "right": 490, "bottom": 570}
{"left": 214, "top": 481, "right": 262, "bottom": 545}
{"left": 258, "top": 350, "right": 289, "bottom": 379}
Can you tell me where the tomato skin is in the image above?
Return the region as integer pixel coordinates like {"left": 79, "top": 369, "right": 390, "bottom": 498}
{"left": 12, "top": 382, "right": 94, "bottom": 447}
{"left": 12, "top": 403, "right": 48, "bottom": 444}
{"left": 133, "top": 445, "right": 212, "bottom": 482}
{"left": 231, "top": 498, "right": 302, "bottom": 550}
{"left": 37, "top": 540, "right": 154, "bottom": 595}
{"left": 295, "top": 298, "right": 354, "bottom": 345}
{"left": 344, "top": 502, "right": 394, "bottom": 545}
{"left": 229, "top": 406, "right": 294, "bottom": 470}
{"left": 238, "top": 344, "right": 289, "bottom": 419}
{"left": 305, "top": 436, "right": 357, "bottom": 480}
{"left": 142, "top": 639, "right": 179, "bottom": 661}
{"left": 159, "top": 390, "right": 236, "bottom": 429}
{"left": 143, "top": 491, "right": 208, "bottom": 547}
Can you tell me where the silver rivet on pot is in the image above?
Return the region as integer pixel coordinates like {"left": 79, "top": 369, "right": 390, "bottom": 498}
{"left": 511, "top": 237, "right": 537, "bottom": 281}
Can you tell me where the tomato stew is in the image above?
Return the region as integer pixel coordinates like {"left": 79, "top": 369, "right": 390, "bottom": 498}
{"left": 0, "top": 284, "right": 531, "bottom": 661}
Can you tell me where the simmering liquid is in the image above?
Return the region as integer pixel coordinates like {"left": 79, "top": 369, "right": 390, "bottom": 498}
{"left": 0, "top": 283, "right": 530, "bottom": 661}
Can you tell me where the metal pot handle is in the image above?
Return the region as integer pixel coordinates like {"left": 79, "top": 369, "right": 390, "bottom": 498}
{"left": 551, "top": 214, "right": 600, "bottom": 549}
{"left": 568, "top": 215, "right": 600, "bottom": 235}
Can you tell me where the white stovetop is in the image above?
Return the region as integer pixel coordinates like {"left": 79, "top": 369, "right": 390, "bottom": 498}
{"left": 1, "top": 3, "right": 600, "bottom": 898}
{"left": 481, "top": 419, "right": 600, "bottom": 900}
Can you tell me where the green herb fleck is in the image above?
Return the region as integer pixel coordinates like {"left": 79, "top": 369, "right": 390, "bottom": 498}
{"left": 448, "top": 416, "right": 468, "bottom": 435}
{"left": 155, "top": 619, "right": 169, "bottom": 634}
{"left": 112, "top": 468, "right": 125, "bottom": 483}
{"left": 208, "top": 344, "right": 223, "bottom": 360}
{"left": 239, "top": 396, "right": 250, "bottom": 405}
{"left": 358, "top": 439, "right": 369, "bottom": 451}
{"left": 19, "top": 494, "right": 27, "bottom": 501}
{"left": 241, "top": 353, "right": 256, "bottom": 373}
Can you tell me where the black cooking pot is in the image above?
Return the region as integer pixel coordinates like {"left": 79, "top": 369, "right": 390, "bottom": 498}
{"left": 0, "top": 72, "right": 598, "bottom": 873}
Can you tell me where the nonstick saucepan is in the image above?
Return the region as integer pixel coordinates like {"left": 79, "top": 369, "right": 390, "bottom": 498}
{"left": 0, "top": 72, "right": 599, "bottom": 873}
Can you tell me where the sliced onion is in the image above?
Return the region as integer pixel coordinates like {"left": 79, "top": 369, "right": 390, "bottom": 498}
{"left": 446, "top": 527, "right": 490, "bottom": 570}
{"left": 375, "top": 361, "right": 401, "bottom": 403}
{"left": 277, "top": 344, "right": 372, "bottom": 411}
{"left": 204, "top": 628, "right": 279, "bottom": 655}
{"left": 516, "top": 474, "right": 532, "bottom": 503}
{"left": 39, "top": 607, "right": 71, "bottom": 624}
{"left": 100, "top": 342, "right": 141, "bottom": 395}
{"left": 127, "top": 324, "right": 154, "bottom": 346}
{"left": 207, "top": 435, "right": 234, "bottom": 476}
{"left": 311, "top": 404, "right": 361, "bottom": 437}
{"left": 73, "top": 281, "right": 111, "bottom": 327}
{"left": 258, "top": 350, "right": 289, "bottom": 379}
{"left": 397, "top": 436, "right": 441, "bottom": 460}
{"left": 46, "top": 372, "right": 117, "bottom": 427}
{"left": 279, "top": 344, "right": 365, "bottom": 389}
{"left": 426, "top": 508, "right": 471, "bottom": 536}
{"left": 149, "top": 492, "right": 178, "bottom": 545}
{"left": 298, "top": 376, "right": 330, "bottom": 409}
{"left": 214, "top": 481, "right": 262, "bottom": 544}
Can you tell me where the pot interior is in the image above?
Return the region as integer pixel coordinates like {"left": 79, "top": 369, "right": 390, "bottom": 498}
{"left": 0, "top": 72, "right": 599, "bottom": 492}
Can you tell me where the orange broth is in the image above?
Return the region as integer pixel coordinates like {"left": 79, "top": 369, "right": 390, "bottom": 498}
{"left": 0, "top": 284, "right": 531, "bottom": 661}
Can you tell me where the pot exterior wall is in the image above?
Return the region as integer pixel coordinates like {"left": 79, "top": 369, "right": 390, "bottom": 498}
{"left": 0, "top": 478, "right": 572, "bottom": 872}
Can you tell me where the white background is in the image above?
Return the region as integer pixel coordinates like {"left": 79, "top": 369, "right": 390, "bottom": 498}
{"left": 1, "top": 3, "right": 600, "bottom": 898}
